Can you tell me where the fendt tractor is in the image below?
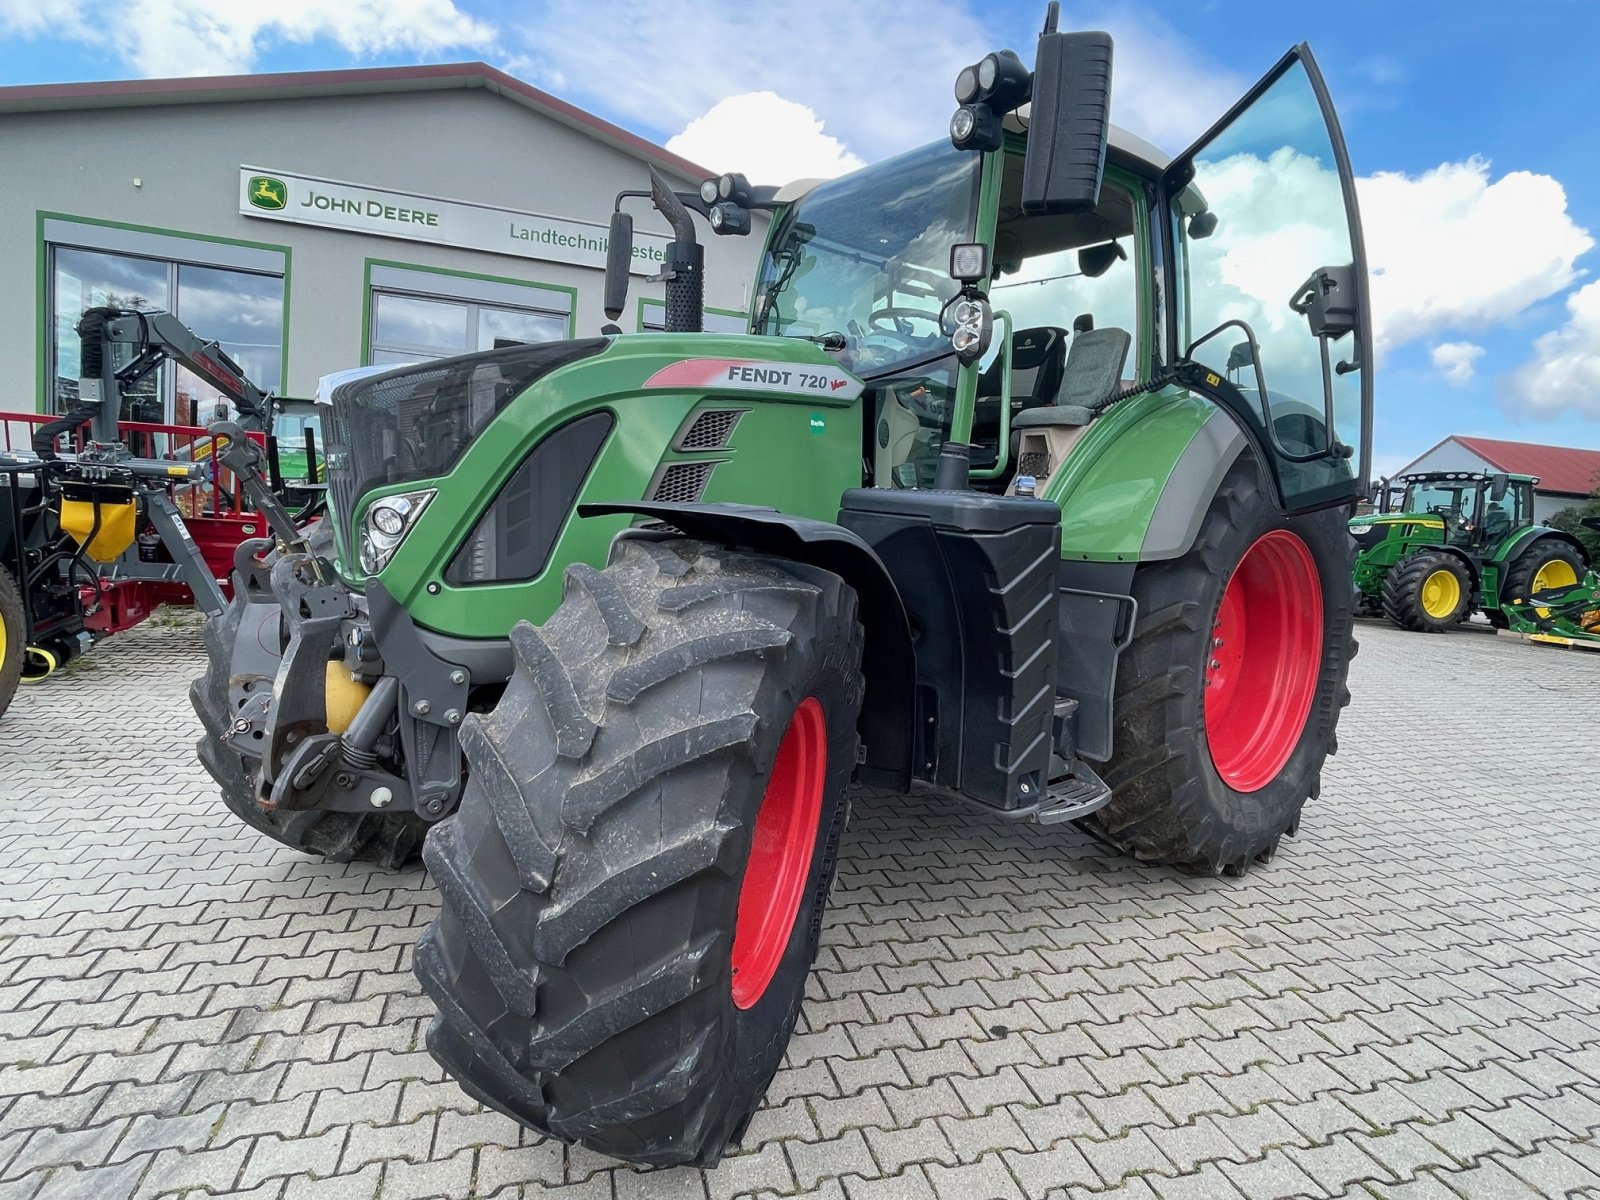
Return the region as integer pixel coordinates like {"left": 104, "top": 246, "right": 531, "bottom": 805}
{"left": 195, "top": 8, "right": 1373, "bottom": 1166}
{"left": 1351, "top": 470, "right": 1591, "bottom": 632}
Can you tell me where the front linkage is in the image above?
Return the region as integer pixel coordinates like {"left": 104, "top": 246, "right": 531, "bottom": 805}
{"left": 197, "top": 426, "right": 472, "bottom": 862}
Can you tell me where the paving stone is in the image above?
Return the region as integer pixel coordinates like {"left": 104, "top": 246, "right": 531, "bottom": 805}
{"left": 5, "top": 601, "right": 1600, "bottom": 1200}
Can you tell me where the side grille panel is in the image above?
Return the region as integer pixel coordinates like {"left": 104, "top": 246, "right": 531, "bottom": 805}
{"left": 674, "top": 408, "right": 745, "bottom": 451}
{"left": 648, "top": 461, "right": 717, "bottom": 504}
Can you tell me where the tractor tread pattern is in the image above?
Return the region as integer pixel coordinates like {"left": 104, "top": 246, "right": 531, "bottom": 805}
{"left": 1084, "top": 460, "right": 1356, "bottom": 874}
{"left": 1381, "top": 550, "right": 1469, "bottom": 632}
{"left": 415, "top": 536, "right": 862, "bottom": 1166}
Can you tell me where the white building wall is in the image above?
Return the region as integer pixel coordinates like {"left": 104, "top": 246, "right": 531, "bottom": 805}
{"left": 0, "top": 88, "right": 760, "bottom": 408}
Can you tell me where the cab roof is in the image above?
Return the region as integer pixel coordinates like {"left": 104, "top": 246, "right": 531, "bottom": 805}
{"left": 1402, "top": 470, "right": 1540, "bottom": 485}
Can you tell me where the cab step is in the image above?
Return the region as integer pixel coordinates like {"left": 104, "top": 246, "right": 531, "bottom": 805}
{"left": 1033, "top": 758, "right": 1112, "bottom": 824}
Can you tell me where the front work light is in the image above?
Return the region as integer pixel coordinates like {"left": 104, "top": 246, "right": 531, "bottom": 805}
{"left": 950, "top": 103, "right": 1003, "bottom": 153}
{"left": 954, "top": 64, "right": 980, "bottom": 104}
{"left": 949, "top": 242, "right": 991, "bottom": 283}
{"left": 360, "top": 489, "right": 435, "bottom": 575}
{"left": 945, "top": 294, "right": 993, "bottom": 364}
{"left": 976, "top": 49, "right": 1031, "bottom": 113}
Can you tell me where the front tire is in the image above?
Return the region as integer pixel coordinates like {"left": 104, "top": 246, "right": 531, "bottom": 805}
{"left": 1381, "top": 550, "right": 1471, "bottom": 632}
{"left": 1084, "top": 454, "right": 1355, "bottom": 874}
{"left": 415, "top": 537, "right": 864, "bottom": 1167}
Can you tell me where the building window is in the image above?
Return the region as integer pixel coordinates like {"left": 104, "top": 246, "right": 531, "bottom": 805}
{"left": 639, "top": 298, "right": 747, "bottom": 334}
{"left": 45, "top": 217, "right": 286, "bottom": 424}
{"left": 367, "top": 262, "right": 573, "bottom": 366}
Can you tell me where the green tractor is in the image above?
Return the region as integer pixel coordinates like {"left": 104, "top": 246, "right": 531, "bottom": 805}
{"left": 1351, "top": 470, "right": 1590, "bottom": 632}
{"left": 194, "top": 10, "right": 1373, "bottom": 1167}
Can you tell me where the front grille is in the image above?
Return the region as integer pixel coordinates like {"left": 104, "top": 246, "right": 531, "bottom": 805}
{"left": 326, "top": 459, "right": 359, "bottom": 566}
{"left": 649, "top": 461, "right": 716, "bottom": 504}
{"left": 675, "top": 408, "right": 744, "bottom": 451}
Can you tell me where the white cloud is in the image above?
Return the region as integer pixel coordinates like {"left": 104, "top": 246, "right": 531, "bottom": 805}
{"left": 1507, "top": 281, "right": 1600, "bottom": 418}
{"left": 1430, "top": 341, "right": 1485, "bottom": 385}
{"left": 1360, "top": 159, "right": 1593, "bottom": 354}
{"left": 666, "top": 93, "right": 864, "bottom": 184}
{"left": 0, "top": 0, "right": 495, "bottom": 76}
{"left": 515, "top": 0, "right": 987, "bottom": 166}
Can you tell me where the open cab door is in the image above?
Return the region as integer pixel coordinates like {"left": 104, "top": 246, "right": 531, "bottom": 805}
{"left": 1161, "top": 46, "right": 1372, "bottom": 513}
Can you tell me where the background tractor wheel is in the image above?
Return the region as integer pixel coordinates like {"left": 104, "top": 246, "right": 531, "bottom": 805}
{"left": 190, "top": 521, "right": 430, "bottom": 867}
{"left": 415, "top": 537, "right": 864, "bottom": 1167}
{"left": 0, "top": 565, "right": 23, "bottom": 720}
{"left": 1501, "top": 539, "right": 1586, "bottom": 618}
{"left": 1381, "top": 551, "right": 1471, "bottom": 632}
{"left": 1083, "top": 453, "right": 1355, "bottom": 875}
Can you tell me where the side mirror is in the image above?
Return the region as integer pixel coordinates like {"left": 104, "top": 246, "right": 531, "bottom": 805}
{"left": 603, "top": 211, "right": 633, "bottom": 322}
{"left": 1289, "top": 264, "right": 1358, "bottom": 339}
{"left": 1020, "top": 24, "right": 1112, "bottom": 215}
{"left": 1489, "top": 472, "right": 1509, "bottom": 503}
{"left": 1187, "top": 211, "right": 1219, "bottom": 239}
{"left": 1077, "top": 240, "right": 1125, "bottom": 278}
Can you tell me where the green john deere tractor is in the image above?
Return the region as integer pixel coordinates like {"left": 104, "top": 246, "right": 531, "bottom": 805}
{"left": 194, "top": 9, "right": 1373, "bottom": 1166}
{"left": 1351, "top": 470, "right": 1590, "bottom": 632}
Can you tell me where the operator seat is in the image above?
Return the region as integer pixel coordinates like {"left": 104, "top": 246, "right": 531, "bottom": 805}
{"left": 1008, "top": 318, "right": 1132, "bottom": 493}
{"left": 972, "top": 326, "right": 1067, "bottom": 453}
{"left": 1483, "top": 502, "right": 1511, "bottom": 539}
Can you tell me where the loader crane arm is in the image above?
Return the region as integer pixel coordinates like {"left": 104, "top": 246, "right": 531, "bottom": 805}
{"left": 68, "top": 306, "right": 274, "bottom": 452}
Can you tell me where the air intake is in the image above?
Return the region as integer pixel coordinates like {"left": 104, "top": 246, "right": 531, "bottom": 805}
{"left": 649, "top": 461, "right": 716, "bottom": 504}
{"left": 675, "top": 408, "right": 745, "bottom": 451}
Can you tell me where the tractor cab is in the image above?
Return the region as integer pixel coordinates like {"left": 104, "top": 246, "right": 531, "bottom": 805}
{"left": 1396, "top": 471, "right": 1532, "bottom": 547}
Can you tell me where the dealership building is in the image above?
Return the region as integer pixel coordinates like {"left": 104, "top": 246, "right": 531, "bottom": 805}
{"left": 0, "top": 63, "right": 758, "bottom": 423}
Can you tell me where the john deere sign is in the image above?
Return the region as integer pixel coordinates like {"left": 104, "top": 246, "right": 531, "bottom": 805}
{"left": 238, "top": 166, "right": 671, "bottom": 275}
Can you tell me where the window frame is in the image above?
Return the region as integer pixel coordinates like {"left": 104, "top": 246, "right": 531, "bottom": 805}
{"left": 37, "top": 211, "right": 290, "bottom": 417}
{"left": 636, "top": 296, "right": 749, "bottom": 334}
{"left": 362, "top": 259, "right": 577, "bottom": 366}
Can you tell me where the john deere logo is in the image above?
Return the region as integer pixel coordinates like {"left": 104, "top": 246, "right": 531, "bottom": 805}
{"left": 248, "top": 176, "right": 287, "bottom": 210}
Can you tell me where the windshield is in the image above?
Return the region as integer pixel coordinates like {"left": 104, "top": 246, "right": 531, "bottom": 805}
{"left": 753, "top": 141, "right": 979, "bottom": 378}
{"left": 274, "top": 409, "right": 323, "bottom": 444}
{"left": 1402, "top": 479, "right": 1484, "bottom": 540}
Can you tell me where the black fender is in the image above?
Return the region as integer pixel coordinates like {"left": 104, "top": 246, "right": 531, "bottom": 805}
{"left": 580, "top": 502, "right": 915, "bottom": 790}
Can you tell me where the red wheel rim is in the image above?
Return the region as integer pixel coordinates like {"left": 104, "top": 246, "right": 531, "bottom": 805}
{"left": 731, "top": 697, "right": 827, "bottom": 1010}
{"left": 1203, "top": 530, "right": 1323, "bottom": 793}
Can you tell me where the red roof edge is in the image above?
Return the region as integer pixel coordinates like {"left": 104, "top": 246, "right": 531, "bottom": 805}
{"left": 0, "top": 61, "right": 713, "bottom": 181}
{"left": 1453, "top": 435, "right": 1600, "bottom": 497}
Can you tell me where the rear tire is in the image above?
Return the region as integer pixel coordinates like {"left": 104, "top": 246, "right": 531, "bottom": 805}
{"left": 0, "top": 565, "right": 24, "bottom": 721}
{"left": 1501, "top": 539, "right": 1586, "bottom": 615}
{"left": 190, "top": 520, "right": 429, "bottom": 867}
{"left": 1084, "top": 454, "right": 1355, "bottom": 875}
{"left": 1381, "top": 551, "right": 1471, "bottom": 632}
{"left": 415, "top": 537, "right": 864, "bottom": 1167}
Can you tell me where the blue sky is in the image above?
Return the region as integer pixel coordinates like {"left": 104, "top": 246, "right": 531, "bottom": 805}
{"left": 4, "top": 0, "right": 1599, "bottom": 474}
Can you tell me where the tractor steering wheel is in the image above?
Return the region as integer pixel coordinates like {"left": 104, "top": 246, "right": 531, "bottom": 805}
{"left": 868, "top": 306, "right": 944, "bottom": 339}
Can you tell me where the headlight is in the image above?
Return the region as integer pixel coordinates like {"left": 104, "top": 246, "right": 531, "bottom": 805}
{"left": 359, "top": 488, "right": 434, "bottom": 575}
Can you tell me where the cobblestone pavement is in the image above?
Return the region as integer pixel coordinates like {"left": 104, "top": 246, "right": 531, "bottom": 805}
{"left": 2, "top": 613, "right": 1599, "bottom": 1200}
